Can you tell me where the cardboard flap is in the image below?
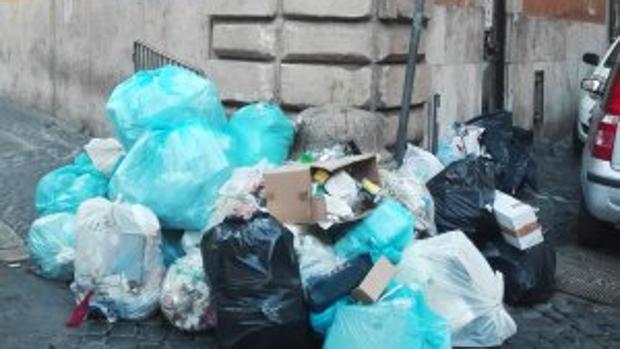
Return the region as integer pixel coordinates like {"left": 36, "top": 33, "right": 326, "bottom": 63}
{"left": 264, "top": 166, "right": 314, "bottom": 224}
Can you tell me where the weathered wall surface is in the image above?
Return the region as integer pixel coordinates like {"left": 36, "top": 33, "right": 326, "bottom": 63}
{"left": 505, "top": 1, "right": 607, "bottom": 139}
{"left": 0, "top": 0, "right": 610, "bottom": 143}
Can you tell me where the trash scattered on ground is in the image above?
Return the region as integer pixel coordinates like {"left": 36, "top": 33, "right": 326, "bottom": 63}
{"left": 106, "top": 65, "right": 227, "bottom": 149}
{"left": 494, "top": 191, "right": 544, "bottom": 250}
{"left": 27, "top": 213, "right": 76, "bottom": 281}
{"left": 8, "top": 263, "right": 21, "bottom": 268}
{"left": 201, "top": 213, "right": 313, "bottom": 349}
{"left": 28, "top": 66, "right": 552, "bottom": 346}
{"left": 83, "top": 138, "right": 124, "bottom": 176}
{"left": 72, "top": 198, "right": 164, "bottom": 323}
{"left": 160, "top": 251, "right": 215, "bottom": 332}
{"left": 323, "top": 284, "right": 452, "bottom": 349}
{"left": 396, "top": 231, "right": 517, "bottom": 347}
{"left": 482, "top": 239, "right": 556, "bottom": 306}
{"left": 35, "top": 153, "right": 108, "bottom": 216}
{"left": 427, "top": 156, "right": 499, "bottom": 243}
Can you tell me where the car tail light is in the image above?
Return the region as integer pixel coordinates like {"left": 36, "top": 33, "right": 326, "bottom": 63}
{"left": 593, "top": 71, "right": 620, "bottom": 161}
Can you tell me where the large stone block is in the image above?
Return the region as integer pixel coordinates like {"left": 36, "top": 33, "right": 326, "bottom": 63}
{"left": 282, "top": 22, "right": 373, "bottom": 63}
{"left": 212, "top": 23, "right": 276, "bottom": 60}
{"left": 377, "top": 23, "right": 428, "bottom": 62}
{"left": 377, "top": 64, "right": 431, "bottom": 108}
{"left": 425, "top": 5, "right": 484, "bottom": 64}
{"left": 205, "top": 60, "right": 275, "bottom": 102}
{"left": 505, "top": 16, "right": 567, "bottom": 63}
{"left": 378, "top": 0, "right": 434, "bottom": 20}
{"left": 281, "top": 64, "right": 372, "bottom": 107}
{"left": 292, "top": 105, "right": 386, "bottom": 158}
{"left": 283, "top": 0, "right": 373, "bottom": 18}
{"left": 206, "top": 0, "right": 277, "bottom": 17}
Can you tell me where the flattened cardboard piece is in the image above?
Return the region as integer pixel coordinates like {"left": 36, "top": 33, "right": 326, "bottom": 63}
{"left": 264, "top": 154, "right": 379, "bottom": 225}
{"left": 351, "top": 256, "right": 397, "bottom": 304}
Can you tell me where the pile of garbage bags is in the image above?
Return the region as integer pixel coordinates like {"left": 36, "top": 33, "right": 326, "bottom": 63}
{"left": 25, "top": 65, "right": 555, "bottom": 347}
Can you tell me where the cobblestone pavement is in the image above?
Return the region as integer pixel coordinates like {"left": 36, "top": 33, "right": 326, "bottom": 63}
{"left": 1, "top": 98, "right": 620, "bottom": 348}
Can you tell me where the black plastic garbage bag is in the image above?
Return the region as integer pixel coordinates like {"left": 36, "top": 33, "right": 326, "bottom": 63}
{"left": 427, "top": 156, "right": 500, "bottom": 244}
{"left": 481, "top": 239, "right": 556, "bottom": 306}
{"left": 467, "top": 111, "right": 537, "bottom": 195}
{"left": 201, "top": 213, "right": 315, "bottom": 349}
{"left": 306, "top": 253, "right": 373, "bottom": 312}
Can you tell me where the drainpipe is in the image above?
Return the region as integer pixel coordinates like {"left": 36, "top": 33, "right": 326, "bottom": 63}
{"left": 395, "top": 0, "right": 426, "bottom": 166}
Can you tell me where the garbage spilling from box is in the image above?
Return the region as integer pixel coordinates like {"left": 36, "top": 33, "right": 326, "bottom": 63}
{"left": 25, "top": 65, "right": 562, "bottom": 347}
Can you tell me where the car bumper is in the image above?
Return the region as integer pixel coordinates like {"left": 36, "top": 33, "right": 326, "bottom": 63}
{"left": 581, "top": 156, "right": 620, "bottom": 224}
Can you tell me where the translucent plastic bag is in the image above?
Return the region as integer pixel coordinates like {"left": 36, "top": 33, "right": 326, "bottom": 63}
{"left": 294, "top": 234, "right": 344, "bottom": 290}
{"left": 334, "top": 198, "right": 415, "bottom": 264}
{"left": 400, "top": 145, "right": 445, "bottom": 183}
{"left": 396, "top": 231, "right": 517, "bottom": 347}
{"left": 109, "top": 116, "right": 234, "bottom": 231}
{"left": 106, "top": 65, "right": 227, "bottom": 149}
{"left": 73, "top": 198, "right": 164, "bottom": 321}
{"left": 228, "top": 102, "right": 294, "bottom": 166}
{"left": 324, "top": 284, "right": 451, "bottom": 349}
{"left": 27, "top": 213, "right": 76, "bottom": 281}
{"left": 35, "top": 153, "right": 109, "bottom": 216}
{"left": 381, "top": 169, "right": 437, "bottom": 237}
{"left": 84, "top": 138, "right": 124, "bottom": 177}
{"left": 161, "top": 252, "right": 215, "bottom": 332}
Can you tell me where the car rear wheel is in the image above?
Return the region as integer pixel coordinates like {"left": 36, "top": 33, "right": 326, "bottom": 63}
{"left": 577, "top": 200, "right": 602, "bottom": 246}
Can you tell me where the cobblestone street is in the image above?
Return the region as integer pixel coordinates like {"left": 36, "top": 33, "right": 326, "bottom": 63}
{"left": 2, "top": 98, "right": 620, "bottom": 348}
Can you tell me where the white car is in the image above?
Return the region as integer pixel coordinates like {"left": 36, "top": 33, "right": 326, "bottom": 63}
{"left": 575, "top": 38, "right": 620, "bottom": 147}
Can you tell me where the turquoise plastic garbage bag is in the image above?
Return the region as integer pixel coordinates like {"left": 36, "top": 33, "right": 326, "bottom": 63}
{"left": 106, "top": 65, "right": 227, "bottom": 149}
{"left": 227, "top": 102, "right": 294, "bottom": 166}
{"left": 35, "top": 153, "right": 109, "bottom": 216}
{"left": 310, "top": 298, "right": 348, "bottom": 335}
{"left": 109, "top": 114, "right": 234, "bottom": 231}
{"left": 324, "top": 285, "right": 451, "bottom": 349}
{"left": 334, "top": 199, "right": 415, "bottom": 264}
{"left": 27, "top": 213, "right": 76, "bottom": 281}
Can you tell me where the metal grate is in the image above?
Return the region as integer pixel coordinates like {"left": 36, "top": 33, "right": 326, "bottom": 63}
{"left": 132, "top": 41, "right": 205, "bottom": 76}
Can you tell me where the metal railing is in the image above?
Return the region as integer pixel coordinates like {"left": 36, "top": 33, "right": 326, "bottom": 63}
{"left": 132, "top": 41, "right": 205, "bottom": 76}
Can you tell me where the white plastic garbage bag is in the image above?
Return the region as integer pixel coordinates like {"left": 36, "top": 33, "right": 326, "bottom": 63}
{"left": 73, "top": 198, "right": 165, "bottom": 322}
{"left": 380, "top": 169, "right": 437, "bottom": 236}
{"left": 84, "top": 138, "right": 124, "bottom": 176}
{"left": 399, "top": 145, "right": 445, "bottom": 183}
{"left": 396, "top": 231, "right": 517, "bottom": 347}
{"left": 160, "top": 252, "right": 215, "bottom": 332}
{"left": 293, "top": 233, "right": 344, "bottom": 289}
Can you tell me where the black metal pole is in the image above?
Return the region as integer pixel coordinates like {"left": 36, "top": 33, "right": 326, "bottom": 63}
{"left": 395, "top": 0, "right": 426, "bottom": 166}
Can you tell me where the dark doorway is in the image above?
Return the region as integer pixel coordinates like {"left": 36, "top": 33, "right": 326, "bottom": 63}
{"left": 610, "top": 0, "right": 620, "bottom": 42}
{"left": 482, "top": 0, "right": 506, "bottom": 113}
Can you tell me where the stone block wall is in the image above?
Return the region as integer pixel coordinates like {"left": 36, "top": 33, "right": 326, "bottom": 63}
{"left": 204, "top": 0, "right": 440, "bottom": 145}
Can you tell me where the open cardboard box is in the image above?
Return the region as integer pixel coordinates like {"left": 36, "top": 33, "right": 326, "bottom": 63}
{"left": 264, "top": 154, "right": 380, "bottom": 225}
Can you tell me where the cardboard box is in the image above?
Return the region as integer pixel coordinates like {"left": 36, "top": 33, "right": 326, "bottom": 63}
{"left": 264, "top": 154, "right": 380, "bottom": 225}
{"left": 502, "top": 226, "right": 544, "bottom": 250}
{"left": 493, "top": 190, "right": 538, "bottom": 232}
{"left": 351, "top": 256, "right": 397, "bottom": 304}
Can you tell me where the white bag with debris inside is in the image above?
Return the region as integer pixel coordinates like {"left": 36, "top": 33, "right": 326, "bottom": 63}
{"left": 380, "top": 169, "right": 437, "bottom": 236}
{"left": 73, "top": 198, "right": 164, "bottom": 322}
{"left": 293, "top": 233, "right": 344, "bottom": 289}
{"left": 396, "top": 231, "right": 516, "bottom": 347}
{"left": 160, "top": 252, "right": 215, "bottom": 331}
{"left": 399, "top": 145, "right": 445, "bottom": 183}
